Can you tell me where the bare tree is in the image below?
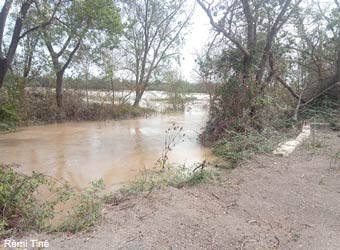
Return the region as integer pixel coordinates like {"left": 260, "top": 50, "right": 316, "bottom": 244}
{"left": 119, "top": 0, "right": 192, "bottom": 107}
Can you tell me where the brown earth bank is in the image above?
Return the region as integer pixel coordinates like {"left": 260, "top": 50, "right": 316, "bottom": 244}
{"left": 9, "top": 130, "right": 340, "bottom": 250}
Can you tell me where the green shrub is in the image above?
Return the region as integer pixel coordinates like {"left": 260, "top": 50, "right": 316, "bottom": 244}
{"left": 0, "top": 165, "right": 56, "bottom": 236}
{"left": 57, "top": 180, "right": 105, "bottom": 233}
{"left": 213, "top": 131, "right": 287, "bottom": 166}
{"left": 104, "top": 166, "right": 217, "bottom": 206}
{"left": 0, "top": 103, "right": 20, "bottom": 131}
{"left": 0, "top": 164, "right": 105, "bottom": 237}
{"left": 23, "top": 90, "right": 154, "bottom": 123}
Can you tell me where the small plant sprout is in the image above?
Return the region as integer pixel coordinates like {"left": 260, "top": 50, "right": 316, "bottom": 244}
{"left": 330, "top": 151, "right": 340, "bottom": 170}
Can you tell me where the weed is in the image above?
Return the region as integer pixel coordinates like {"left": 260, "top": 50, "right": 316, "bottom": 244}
{"left": 213, "top": 131, "right": 287, "bottom": 167}
{"left": 0, "top": 164, "right": 71, "bottom": 237}
{"left": 304, "top": 133, "right": 327, "bottom": 154}
{"left": 104, "top": 160, "right": 217, "bottom": 206}
{"left": 183, "top": 169, "right": 217, "bottom": 187}
{"left": 292, "top": 233, "right": 300, "bottom": 242}
{"left": 0, "top": 87, "right": 20, "bottom": 131}
{"left": 330, "top": 121, "right": 340, "bottom": 131}
{"left": 57, "top": 180, "right": 105, "bottom": 233}
{"left": 24, "top": 90, "right": 154, "bottom": 123}
{"left": 0, "top": 103, "right": 19, "bottom": 131}
{"left": 330, "top": 151, "right": 340, "bottom": 170}
{"left": 156, "top": 123, "right": 186, "bottom": 170}
{"left": 0, "top": 164, "right": 108, "bottom": 237}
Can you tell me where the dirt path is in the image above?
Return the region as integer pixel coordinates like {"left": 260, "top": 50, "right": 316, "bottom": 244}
{"left": 17, "top": 130, "right": 340, "bottom": 250}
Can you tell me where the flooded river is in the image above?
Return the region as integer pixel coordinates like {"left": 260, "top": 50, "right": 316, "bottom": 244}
{"left": 0, "top": 93, "right": 215, "bottom": 190}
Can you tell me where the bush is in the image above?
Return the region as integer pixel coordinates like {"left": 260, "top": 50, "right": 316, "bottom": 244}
{"left": 0, "top": 164, "right": 106, "bottom": 237}
{"left": 300, "top": 96, "right": 340, "bottom": 123}
{"left": 0, "top": 86, "right": 21, "bottom": 131}
{"left": 23, "top": 89, "right": 154, "bottom": 123}
{"left": 213, "top": 131, "right": 288, "bottom": 167}
{"left": 104, "top": 165, "right": 217, "bottom": 205}
{"left": 0, "top": 103, "right": 20, "bottom": 131}
{"left": 57, "top": 180, "right": 105, "bottom": 233}
{"left": 0, "top": 165, "right": 57, "bottom": 236}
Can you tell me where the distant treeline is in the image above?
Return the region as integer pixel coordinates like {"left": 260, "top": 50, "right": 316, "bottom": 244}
{"left": 26, "top": 77, "right": 207, "bottom": 93}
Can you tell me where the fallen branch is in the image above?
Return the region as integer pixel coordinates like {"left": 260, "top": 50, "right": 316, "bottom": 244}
{"left": 276, "top": 76, "right": 303, "bottom": 102}
{"left": 299, "top": 81, "right": 340, "bottom": 107}
{"left": 193, "top": 160, "right": 207, "bottom": 173}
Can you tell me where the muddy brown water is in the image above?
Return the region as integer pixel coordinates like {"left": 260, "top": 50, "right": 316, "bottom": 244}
{"left": 0, "top": 101, "right": 215, "bottom": 191}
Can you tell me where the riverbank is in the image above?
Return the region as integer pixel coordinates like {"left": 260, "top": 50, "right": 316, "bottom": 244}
{"left": 0, "top": 90, "right": 155, "bottom": 132}
{"left": 11, "top": 129, "right": 340, "bottom": 250}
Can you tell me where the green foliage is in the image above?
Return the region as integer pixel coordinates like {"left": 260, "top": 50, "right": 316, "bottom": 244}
{"left": 0, "top": 165, "right": 69, "bottom": 237}
{"left": 300, "top": 97, "right": 340, "bottom": 123}
{"left": 57, "top": 180, "right": 105, "bottom": 233}
{"left": 330, "top": 151, "right": 340, "bottom": 170}
{"left": 0, "top": 84, "right": 21, "bottom": 131}
{"left": 0, "top": 163, "right": 109, "bottom": 237}
{"left": 22, "top": 90, "right": 154, "bottom": 123}
{"left": 0, "top": 103, "right": 19, "bottom": 131}
{"left": 213, "top": 131, "right": 288, "bottom": 166}
{"left": 28, "top": 77, "right": 207, "bottom": 93}
{"left": 105, "top": 166, "right": 217, "bottom": 205}
{"left": 182, "top": 169, "right": 216, "bottom": 186}
{"left": 303, "top": 134, "right": 327, "bottom": 155}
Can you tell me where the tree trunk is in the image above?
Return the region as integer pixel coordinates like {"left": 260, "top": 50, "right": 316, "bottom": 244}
{"left": 0, "top": 0, "right": 32, "bottom": 88}
{"left": 111, "top": 78, "right": 115, "bottom": 107}
{"left": 0, "top": 59, "right": 7, "bottom": 88}
{"left": 56, "top": 71, "right": 64, "bottom": 110}
{"left": 133, "top": 88, "right": 144, "bottom": 107}
{"left": 85, "top": 82, "right": 89, "bottom": 105}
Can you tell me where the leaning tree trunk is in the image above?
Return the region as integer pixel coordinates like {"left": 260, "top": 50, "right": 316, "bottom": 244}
{"left": 133, "top": 90, "right": 143, "bottom": 107}
{"left": 133, "top": 86, "right": 145, "bottom": 107}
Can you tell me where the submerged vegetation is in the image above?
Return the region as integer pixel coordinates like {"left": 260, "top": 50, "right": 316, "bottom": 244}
{"left": 0, "top": 164, "right": 68, "bottom": 237}
{"left": 58, "top": 180, "right": 105, "bottom": 233}
{"left": 0, "top": 164, "right": 107, "bottom": 237}
{"left": 0, "top": 162, "right": 216, "bottom": 237}
{"left": 0, "top": 87, "right": 154, "bottom": 132}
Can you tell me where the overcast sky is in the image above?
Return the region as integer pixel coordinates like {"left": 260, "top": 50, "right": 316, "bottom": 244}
{"left": 180, "top": 1, "right": 212, "bottom": 82}
{"left": 2, "top": 0, "right": 335, "bottom": 82}
{"left": 180, "top": 0, "right": 336, "bottom": 82}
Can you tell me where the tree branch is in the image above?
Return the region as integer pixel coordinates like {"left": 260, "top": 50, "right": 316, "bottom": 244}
{"left": 61, "top": 39, "right": 82, "bottom": 72}
{"left": 0, "top": 0, "right": 13, "bottom": 57}
{"left": 276, "top": 76, "right": 303, "bottom": 101}
{"left": 196, "top": 0, "right": 250, "bottom": 57}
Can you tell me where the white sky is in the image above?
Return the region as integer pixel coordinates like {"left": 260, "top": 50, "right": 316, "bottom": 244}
{"left": 2, "top": 0, "right": 335, "bottom": 82}
{"left": 180, "top": 1, "right": 212, "bottom": 82}
{"left": 0, "top": 0, "right": 211, "bottom": 82}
